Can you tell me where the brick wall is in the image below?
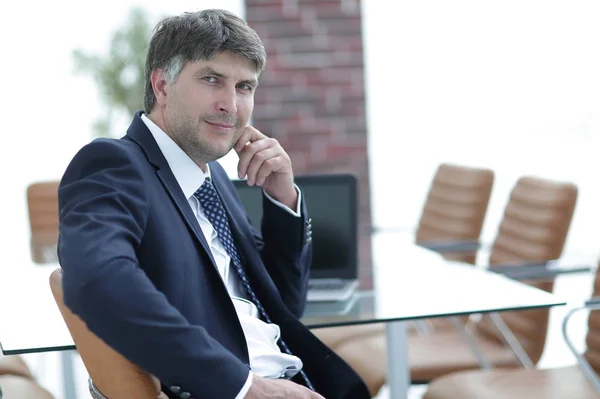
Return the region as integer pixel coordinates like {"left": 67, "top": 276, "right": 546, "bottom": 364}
{"left": 246, "top": 0, "right": 373, "bottom": 289}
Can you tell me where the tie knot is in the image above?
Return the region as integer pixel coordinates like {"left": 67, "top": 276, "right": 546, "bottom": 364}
{"left": 194, "top": 178, "right": 220, "bottom": 205}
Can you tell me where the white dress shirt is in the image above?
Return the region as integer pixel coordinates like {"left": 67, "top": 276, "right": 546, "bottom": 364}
{"left": 141, "top": 115, "right": 303, "bottom": 398}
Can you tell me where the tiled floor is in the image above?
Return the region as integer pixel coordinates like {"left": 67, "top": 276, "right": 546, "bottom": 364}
{"left": 20, "top": 269, "right": 596, "bottom": 399}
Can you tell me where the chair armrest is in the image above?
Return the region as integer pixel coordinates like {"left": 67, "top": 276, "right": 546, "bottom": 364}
{"left": 416, "top": 240, "right": 480, "bottom": 253}
{"left": 488, "top": 261, "right": 549, "bottom": 273}
{"left": 585, "top": 296, "right": 600, "bottom": 306}
{"left": 370, "top": 226, "right": 414, "bottom": 234}
{"left": 489, "top": 262, "right": 592, "bottom": 281}
{"left": 562, "top": 300, "right": 600, "bottom": 395}
{"left": 502, "top": 266, "right": 592, "bottom": 281}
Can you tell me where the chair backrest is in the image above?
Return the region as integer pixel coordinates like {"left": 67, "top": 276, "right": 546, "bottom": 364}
{"left": 584, "top": 268, "right": 600, "bottom": 374}
{"left": 27, "top": 181, "right": 60, "bottom": 264}
{"left": 477, "top": 176, "right": 578, "bottom": 364}
{"left": 416, "top": 163, "right": 495, "bottom": 264}
{"left": 49, "top": 268, "right": 163, "bottom": 399}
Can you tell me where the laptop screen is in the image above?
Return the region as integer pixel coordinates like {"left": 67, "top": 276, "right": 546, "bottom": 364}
{"left": 232, "top": 174, "right": 358, "bottom": 280}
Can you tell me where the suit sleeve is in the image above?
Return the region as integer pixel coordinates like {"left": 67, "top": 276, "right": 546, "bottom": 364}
{"left": 58, "top": 140, "right": 249, "bottom": 399}
{"left": 258, "top": 187, "right": 312, "bottom": 317}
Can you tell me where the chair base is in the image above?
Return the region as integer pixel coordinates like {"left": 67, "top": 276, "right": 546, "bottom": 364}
{"left": 89, "top": 379, "right": 109, "bottom": 399}
{"left": 88, "top": 377, "right": 169, "bottom": 399}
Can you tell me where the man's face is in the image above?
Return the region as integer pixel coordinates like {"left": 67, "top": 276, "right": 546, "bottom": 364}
{"left": 162, "top": 51, "right": 258, "bottom": 166}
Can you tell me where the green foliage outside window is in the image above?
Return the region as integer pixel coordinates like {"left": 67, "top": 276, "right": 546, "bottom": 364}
{"left": 73, "top": 8, "right": 153, "bottom": 137}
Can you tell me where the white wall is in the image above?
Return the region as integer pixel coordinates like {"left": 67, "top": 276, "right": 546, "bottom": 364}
{"left": 0, "top": 0, "right": 243, "bottom": 267}
{"left": 363, "top": 0, "right": 600, "bottom": 262}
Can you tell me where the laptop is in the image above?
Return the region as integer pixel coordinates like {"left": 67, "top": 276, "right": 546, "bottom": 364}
{"left": 232, "top": 174, "right": 359, "bottom": 302}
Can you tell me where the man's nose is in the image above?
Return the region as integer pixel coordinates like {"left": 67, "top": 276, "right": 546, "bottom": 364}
{"left": 216, "top": 87, "right": 237, "bottom": 114}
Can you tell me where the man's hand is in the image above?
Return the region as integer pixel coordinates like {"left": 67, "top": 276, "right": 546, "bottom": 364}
{"left": 245, "top": 375, "right": 325, "bottom": 399}
{"left": 235, "top": 126, "right": 298, "bottom": 210}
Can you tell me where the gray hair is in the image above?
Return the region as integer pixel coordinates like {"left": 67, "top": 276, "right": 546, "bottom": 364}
{"left": 143, "top": 9, "right": 267, "bottom": 113}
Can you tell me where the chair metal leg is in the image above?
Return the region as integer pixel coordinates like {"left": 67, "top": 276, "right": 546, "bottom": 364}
{"left": 488, "top": 312, "right": 534, "bottom": 369}
{"left": 411, "top": 320, "right": 433, "bottom": 335}
{"left": 562, "top": 302, "right": 600, "bottom": 396}
{"left": 450, "top": 316, "right": 492, "bottom": 369}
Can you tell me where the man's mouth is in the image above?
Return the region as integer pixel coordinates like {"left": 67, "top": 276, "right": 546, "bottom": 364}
{"left": 204, "top": 120, "right": 235, "bottom": 129}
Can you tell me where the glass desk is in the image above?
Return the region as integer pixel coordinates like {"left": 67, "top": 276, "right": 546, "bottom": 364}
{"left": 0, "top": 253, "right": 566, "bottom": 399}
{"left": 301, "top": 249, "right": 566, "bottom": 399}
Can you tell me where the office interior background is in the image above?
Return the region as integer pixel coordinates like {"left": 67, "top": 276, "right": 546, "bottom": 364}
{"left": 3, "top": 0, "right": 600, "bottom": 397}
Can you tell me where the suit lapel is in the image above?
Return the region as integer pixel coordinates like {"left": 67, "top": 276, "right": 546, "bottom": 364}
{"left": 125, "top": 111, "right": 218, "bottom": 270}
{"left": 155, "top": 169, "right": 217, "bottom": 268}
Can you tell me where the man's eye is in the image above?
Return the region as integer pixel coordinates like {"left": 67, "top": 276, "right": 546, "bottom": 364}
{"left": 203, "top": 76, "right": 217, "bottom": 83}
{"left": 237, "top": 84, "right": 252, "bottom": 91}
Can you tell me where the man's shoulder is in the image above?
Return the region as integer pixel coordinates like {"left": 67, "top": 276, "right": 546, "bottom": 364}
{"left": 70, "top": 137, "right": 144, "bottom": 165}
{"left": 84, "top": 136, "right": 141, "bottom": 154}
{"left": 61, "top": 137, "right": 148, "bottom": 183}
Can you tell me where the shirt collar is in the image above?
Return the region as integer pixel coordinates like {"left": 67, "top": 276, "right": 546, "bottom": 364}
{"left": 141, "top": 114, "right": 210, "bottom": 199}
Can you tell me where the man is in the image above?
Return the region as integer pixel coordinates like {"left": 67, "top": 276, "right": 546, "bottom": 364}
{"left": 58, "top": 9, "right": 370, "bottom": 399}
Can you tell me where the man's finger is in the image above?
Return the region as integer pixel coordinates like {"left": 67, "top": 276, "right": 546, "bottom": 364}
{"left": 233, "top": 128, "right": 252, "bottom": 154}
{"left": 254, "top": 156, "right": 285, "bottom": 186}
{"left": 237, "top": 139, "right": 275, "bottom": 180}
{"left": 246, "top": 147, "right": 279, "bottom": 184}
{"left": 234, "top": 126, "right": 265, "bottom": 153}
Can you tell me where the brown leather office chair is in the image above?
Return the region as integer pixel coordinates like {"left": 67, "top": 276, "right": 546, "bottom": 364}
{"left": 0, "top": 353, "right": 54, "bottom": 398}
{"left": 423, "top": 261, "right": 600, "bottom": 399}
{"left": 0, "top": 375, "right": 54, "bottom": 398}
{"left": 416, "top": 163, "right": 494, "bottom": 265}
{"left": 312, "top": 163, "right": 495, "bottom": 350}
{"left": 332, "top": 176, "right": 578, "bottom": 396}
{"left": 49, "top": 268, "right": 166, "bottom": 399}
{"left": 27, "top": 181, "right": 60, "bottom": 264}
{"left": 0, "top": 353, "right": 33, "bottom": 379}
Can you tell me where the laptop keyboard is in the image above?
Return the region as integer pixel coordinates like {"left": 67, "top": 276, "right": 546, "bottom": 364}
{"left": 308, "top": 280, "right": 347, "bottom": 290}
{"left": 307, "top": 279, "right": 358, "bottom": 302}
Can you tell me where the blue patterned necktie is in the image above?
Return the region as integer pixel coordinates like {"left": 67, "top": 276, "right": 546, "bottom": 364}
{"left": 193, "top": 178, "right": 314, "bottom": 391}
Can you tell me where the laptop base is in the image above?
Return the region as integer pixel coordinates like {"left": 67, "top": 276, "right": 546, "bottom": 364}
{"left": 307, "top": 279, "right": 359, "bottom": 302}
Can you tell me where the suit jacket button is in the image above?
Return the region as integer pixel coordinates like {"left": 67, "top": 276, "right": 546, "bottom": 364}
{"left": 180, "top": 393, "right": 191, "bottom": 399}
{"left": 170, "top": 386, "right": 181, "bottom": 393}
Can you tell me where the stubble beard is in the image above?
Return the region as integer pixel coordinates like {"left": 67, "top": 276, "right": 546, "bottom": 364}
{"left": 171, "top": 113, "right": 241, "bottom": 166}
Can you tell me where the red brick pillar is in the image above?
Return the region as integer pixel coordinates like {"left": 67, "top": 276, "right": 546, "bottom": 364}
{"left": 246, "top": 0, "right": 373, "bottom": 289}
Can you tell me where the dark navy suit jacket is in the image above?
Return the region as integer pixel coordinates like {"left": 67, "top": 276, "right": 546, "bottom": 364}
{"left": 57, "top": 112, "right": 370, "bottom": 399}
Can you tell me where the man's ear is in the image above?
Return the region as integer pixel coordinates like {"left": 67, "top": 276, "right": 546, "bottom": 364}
{"left": 151, "top": 69, "right": 169, "bottom": 107}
